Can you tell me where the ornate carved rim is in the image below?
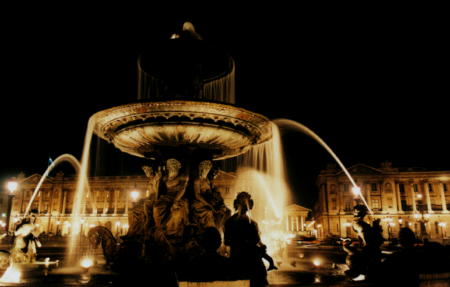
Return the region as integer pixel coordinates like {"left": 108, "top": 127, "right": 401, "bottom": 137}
{"left": 93, "top": 100, "right": 272, "bottom": 159}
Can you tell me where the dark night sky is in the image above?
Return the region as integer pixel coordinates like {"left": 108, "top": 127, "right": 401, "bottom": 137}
{"left": 2, "top": 7, "right": 448, "bottom": 209}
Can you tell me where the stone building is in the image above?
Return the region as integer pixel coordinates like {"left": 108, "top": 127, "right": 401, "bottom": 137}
{"left": 6, "top": 170, "right": 236, "bottom": 236}
{"left": 314, "top": 162, "right": 450, "bottom": 241}
{"left": 282, "top": 204, "right": 311, "bottom": 232}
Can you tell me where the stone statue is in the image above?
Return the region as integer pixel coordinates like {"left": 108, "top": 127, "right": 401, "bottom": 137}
{"left": 11, "top": 210, "right": 42, "bottom": 263}
{"left": 191, "top": 160, "right": 218, "bottom": 229}
{"left": 345, "top": 204, "right": 384, "bottom": 280}
{"left": 127, "top": 165, "right": 157, "bottom": 237}
{"left": 224, "top": 192, "right": 268, "bottom": 285}
{"left": 153, "top": 158, "right": 189, "bottom": 241}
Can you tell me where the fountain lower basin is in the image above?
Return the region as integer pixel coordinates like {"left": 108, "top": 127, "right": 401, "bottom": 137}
{"left": 93, "top": 100, "right": 272, "bottom": 159}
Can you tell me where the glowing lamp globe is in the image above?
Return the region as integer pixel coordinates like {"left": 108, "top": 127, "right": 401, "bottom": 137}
{"left": 352, "top": 187, "right": 360, "bottom": 195}
{"left": 418, "top": 193, "right": 423, "bottom": 199}
{"left": 131, "top": 191, "right": 139, "bottom": 201}
{"left": 8, "top": 181, "right": 17, "bottom": 194}
{"left": 414, "top": 213, "right": 419, "bottom": 219}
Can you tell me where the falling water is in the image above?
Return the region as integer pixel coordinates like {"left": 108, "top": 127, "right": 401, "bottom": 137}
{"left": 274, "top": 119, "right": 373, "bottom": 216}
{"left": 66, "top": 114, "right": 97, "bottom": 266}
{"left": 230, "top": 122, "right": 291, "bottom": 222}
{"left": 25, "top": 154, "right": 85, "bottom": 215}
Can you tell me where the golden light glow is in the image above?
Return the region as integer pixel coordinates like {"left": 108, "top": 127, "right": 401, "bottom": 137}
{"left": 8, "top": 182, "right": 17, "bottom": 193}
{"left": 0, "top": 266, "right": 21, "bottom": 283}
{"left": 313, "top": 260, "right": 320, "bottom": 266}
{"left": 56, "top": 221, "right": 60, "bottom": 225}
{"left": 81, "top": 258, "right": 93, "bottom": 268}
{"left": 89, "top": 224, "right": 95, "bottom": 228}
{"left": 414, "top": 213, "right": 419, "bottom": 219}
{"left": 417, "top": 193, "right": 423, "bottom": 199}
{"left": 352, "top": 187, "right": 360, "bottom": 195}
{"left": 131, "top": 191, "right": 139, "bottom": 200}
{"left": 425, "top": 214, "right": 430, "bottom": 219}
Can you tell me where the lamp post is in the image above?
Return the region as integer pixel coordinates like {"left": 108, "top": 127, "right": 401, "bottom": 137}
{"left": 116, "top": 221, "right": 120, "bottom": 236}
{"left": 343, "top": 222, "right": 351, "bottom": 238}
{"left": 398, "top": 217, "right": 403, "bottom": 228}
{"left": 56, "top": 220, "right": 60, "bottom": 236}
{"left": 414, "top": 193, "right": 429, "bottom": 241}
{"left": 6, "top": 178, "right": 18, "bottom": 236}
{"left": 438, "top": 222, "right": 446, "bottom": 238}
{"left": 317, "top": 224, "right": 322, "bottom": 238}
{"left": 80, "top": 218, "right": 85, "bottom": 236}
{"left": 383, "top": 216, "right": 395, "bottom": 243}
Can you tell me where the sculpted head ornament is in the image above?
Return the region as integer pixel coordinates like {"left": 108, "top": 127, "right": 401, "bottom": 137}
{"left": 199, "top": 160, "right": 213, "bottom": 172}
{"left": 166, "top": 158, "right": 182, "bottom": 170}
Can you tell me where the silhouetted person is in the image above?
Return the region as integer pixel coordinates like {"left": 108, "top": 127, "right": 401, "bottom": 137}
{"left": 186, "top": 227, "right": 232, "bottom": 282}
{"left": 378, "top": 227, "right": 421, "bottom": 287}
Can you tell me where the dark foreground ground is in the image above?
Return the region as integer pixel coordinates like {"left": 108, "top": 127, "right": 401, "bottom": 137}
{"left": 0, "top": 240, "right": 448, "bottom": 286}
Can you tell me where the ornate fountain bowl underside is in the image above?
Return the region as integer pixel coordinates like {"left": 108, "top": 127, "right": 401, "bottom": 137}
{"left": 93, "top": 101, "right": 272, "bottom": 160}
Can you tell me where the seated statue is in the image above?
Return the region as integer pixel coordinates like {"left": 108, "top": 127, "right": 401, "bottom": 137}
{"left": 224, "top": 192, "right": 268, "bottom": 286}
{"left": 128, "top": 165, "right": 157, "bottom": 237}
{"left": 12, "top": 209, "right": 41, "bottom": 263}
{"left": 153, "top": 158, "right": 189, "bottom": 241}
{"left": 190, "top": 160, "right": 218, "bottom": 229}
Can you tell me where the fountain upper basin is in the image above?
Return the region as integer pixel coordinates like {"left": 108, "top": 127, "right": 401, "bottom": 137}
{"left": 93, "top": 100, "right": 272, "bottom": 159}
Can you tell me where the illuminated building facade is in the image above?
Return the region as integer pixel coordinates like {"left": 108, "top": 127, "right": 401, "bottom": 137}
{"left": 314, "top": 162, "right": 450, "bottom": 241}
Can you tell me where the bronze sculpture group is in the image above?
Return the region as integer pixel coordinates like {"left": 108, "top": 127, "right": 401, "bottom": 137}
{"left": 86, "top": 159, "right": 277, "bottom": 285}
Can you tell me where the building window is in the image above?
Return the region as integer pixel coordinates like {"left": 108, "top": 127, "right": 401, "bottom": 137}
{"left": 332, "top": 199, "right": 336, "bottom": 209}
{"left": 344, "top": 184, "right": 349, "bottom": 192}
{"left": 428, "top": 184, "right": 433, "bottom": 192}
{"left": 372, "top": 199, "right": 379, "bottom": 209}
{"left": 344, "top": 201, "right": 351, "bottom": 211}
{"left": 225, "top": 187, "right": 230, "bottom": 194}
{"left": 413, "top": 184, "right": 418, "bottom": 192}
{"left": 435, "top": 222, "right": 439, "bottom": 235}
{"left": 444, "top": 184, "right": 448, "bottom": 191}
{"left": 371, "top": 183, "right": 377, "bottom": 191}
{"left": 399, "top": 184, "right": 405, "bottom": 193}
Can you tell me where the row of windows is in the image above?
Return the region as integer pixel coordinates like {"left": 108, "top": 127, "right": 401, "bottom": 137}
{"left": 338, "top": 183, "right": 448, "bottom": 193}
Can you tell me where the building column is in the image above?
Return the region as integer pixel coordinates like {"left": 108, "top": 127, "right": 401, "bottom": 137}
{"left": 61, "top": 191, "right": 67, "bottom": 215}
{"left": 301, "top": 216, "right": 304, "bottom": 231}
{"left": 92, "top": 190, "right": 97, "bottom": 215}
{"left": 38, "top": 192, "right": 42, "bottom": 213}
{"left": 380, "top": 181, "right": 387, "bottom": 213}
{"left": 440, "top": 182, "right": 449, "bottom": 213}
{"left": 339, "top": 183, "right": 345, "bottom": 214}
{"left": 296, "top": 215, "right": 299, "bottom": 231}
{"left": 103, "top": 190, "right": 108, "bottom": 215}
{"left": 424, "top": 181, "right": 434, "bottom": 213}
{"left": 291, "top": 215, "right": 294, "bottom": 231}
{"left": 365, "top": 181, "right": 371, "bottom": 212}
{"left": 395, "top": 181, "right": 404, "bottom": 213}
{"left": 411, "top": 184, "right": 417, "bottom": 212}
{"left": 286, "top": 216, "right": 289, "bottom": 231}
{"left": 124, "top": 188, "right": 129, "bottom": 215}
{"left": 391, "top": 182, "right": 398, "bottom": 213}
{"left": 113, "top": 190, "right": 118, "bottom": 215}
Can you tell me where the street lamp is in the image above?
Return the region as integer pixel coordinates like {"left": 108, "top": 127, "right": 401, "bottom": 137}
{"left": 56, "top": 220, "right": 60, "bottom": 236}
{"left": 6, "top": 178, "right": 18, "bottom": 235}
{"left": 343, "top": 222, "right": 351, "bottom": 238}
{"left": 131, "top": 183, "right": 139, "bottom": 205}
{"left": 116, "top": 221, "right": 120, "bottom": 236}
{"left": 415, "top": 193, "right": 429, "bottom": 240}
{"left": 438, "top": 222, "right": 446, "bottom": 238}
{"left": 383, "top": 216, "right": 395, "bottom": 243}
{"left": 398, "top": 217, "right": 403, "bottom": 228}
